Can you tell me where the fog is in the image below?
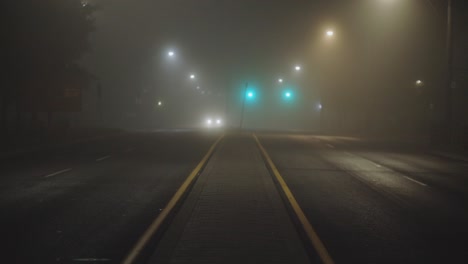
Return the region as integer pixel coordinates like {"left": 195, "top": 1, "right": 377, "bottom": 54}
{"left": 78, "top": 0, "right": 467, "bottom": 137}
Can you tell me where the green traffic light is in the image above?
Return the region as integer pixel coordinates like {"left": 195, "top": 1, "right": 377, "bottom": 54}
{"left": 282, "top": 89, "right": 294, "bottom": 101}
{"left": 246, "top": 89, "right": 256, "bottom": 100}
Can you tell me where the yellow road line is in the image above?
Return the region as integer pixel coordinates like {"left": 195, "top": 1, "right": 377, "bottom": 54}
{"left": 253, "top": 134, "right": 335, "bottom": 264}
{"left": 122, "top": 134, "right": 224, "bottom": 264}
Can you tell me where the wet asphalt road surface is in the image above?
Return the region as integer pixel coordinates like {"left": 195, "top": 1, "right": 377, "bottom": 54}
{"left": 0, "top": 131, "right": 219, "bottom": 263}
{"left": 1, "top": 131, "right": 467, "bottom": 263}
{"left": 258, "top": 133, "right": 468, "bottom": 264}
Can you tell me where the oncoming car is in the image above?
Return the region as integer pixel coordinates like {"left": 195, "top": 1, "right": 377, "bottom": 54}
{"left": 205, "top": 117, "right": 223, "bottom": 128}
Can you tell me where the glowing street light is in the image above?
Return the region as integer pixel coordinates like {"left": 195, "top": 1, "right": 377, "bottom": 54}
{"left": 190, "top": 74, "right": 195, "bottom": 80}
{"left": 326, "top": 30, "right": 334, "bottom": 37}
{"left": 295, "top": 65, "right": 301, "bottom": 71}
{"left": 168, "top": 51, "right": 175, "bottom": 57}
{"left": 416, "top": 80, "right": 423, "bottom": 85}
{"left": 278, "top": 78, "right": 283, "bottom": 83}
{"left": 247, "top": 92, "right": 254, "bottom": 98}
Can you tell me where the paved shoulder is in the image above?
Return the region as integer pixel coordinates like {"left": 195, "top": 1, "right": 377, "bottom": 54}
{"left": 148, "top": 134, "right": 310, "bottom": 264}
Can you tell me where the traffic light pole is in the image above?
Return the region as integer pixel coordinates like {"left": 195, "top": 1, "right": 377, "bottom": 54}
{"left": 239, "top": 82, "right": 248, "bottom": 130}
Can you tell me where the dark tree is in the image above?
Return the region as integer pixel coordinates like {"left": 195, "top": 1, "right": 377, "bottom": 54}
{"left": 0, "top": 0, "right": 96, "bottom": 133}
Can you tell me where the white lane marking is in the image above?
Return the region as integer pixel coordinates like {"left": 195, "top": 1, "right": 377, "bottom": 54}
{"left": 72, "top": 258, "right": 111, "bottom": 262}
{"left": 345, "top": 152, "right": 428, "bottom": 187}
{"left": 366, "top": 161, "right": 427, "bottom": 187}
{"left": 402, "top": 175, "right": 428, "bottom": 186}
{"left": 96, "top": 155, "right": 111, "bottom": 162}
{"left": 326, "top": 143, "right": 335, "bottom": 148}
{"left": 44, "top": 168, "right": 72, "bottom": 178}
{"left": 367, "top": 160, "right": 382, "bottom": 168}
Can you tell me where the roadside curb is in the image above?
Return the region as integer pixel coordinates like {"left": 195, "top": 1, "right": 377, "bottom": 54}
{"left": 429, "top": 150, "right": 468, "bottom": 163}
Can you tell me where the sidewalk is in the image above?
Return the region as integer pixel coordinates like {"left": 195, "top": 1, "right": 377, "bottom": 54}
{"left": 148, "top": 134, "right": 310, "bottom": 264}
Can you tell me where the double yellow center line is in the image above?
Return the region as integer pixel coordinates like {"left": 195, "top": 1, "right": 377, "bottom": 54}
{"left": 253, "top": 134, "right": 334, "bottom": 264}
{"left": 123, "top": 133, "right": 333, "bottom": 264}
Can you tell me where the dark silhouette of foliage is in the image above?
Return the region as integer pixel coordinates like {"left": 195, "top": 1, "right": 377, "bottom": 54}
{"left": 0, "top": 0, "right": 96, "bottom": 131}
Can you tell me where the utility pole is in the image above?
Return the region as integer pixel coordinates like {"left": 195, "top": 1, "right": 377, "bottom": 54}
{"left": 97, "top": 83, "right": 103, "bottom": 123}
{"left": 445, "top": 0, "right": 454, "bottom": 144}
{"left": 239, "top": 82, "right": 248, "bottom": 130}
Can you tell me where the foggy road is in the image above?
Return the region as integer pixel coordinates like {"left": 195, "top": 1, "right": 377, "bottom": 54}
{"left": 4, "top": 0, "right": 468, "bottom": 263}
{"left": 1, "top": 131, "right": 467, "bottom": 263}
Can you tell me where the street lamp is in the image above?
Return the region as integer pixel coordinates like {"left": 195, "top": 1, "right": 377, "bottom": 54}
{"left": 326, "top": 30, "right": 334, "bottom": 37}
{"left": 156, "top": 100, "right": 163, "bottom": 108}
{"left": 295, "top": 65, "right": 301, "bottom": 71}
{"left": 278, "top": 78, "right": 283, "bottom": 83}
{"left": 168, "top": 51, "right": 175, "bottom": 57}
{"left": 190, "top": 74, "right": 195, "bottom": 80}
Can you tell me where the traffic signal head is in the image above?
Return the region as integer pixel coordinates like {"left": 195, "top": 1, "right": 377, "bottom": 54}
{"left": 245, "top": 89, "right": 256, "bottom": 101}
{"left": 282, "top": 89, "right": 294, "bottom": 101}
